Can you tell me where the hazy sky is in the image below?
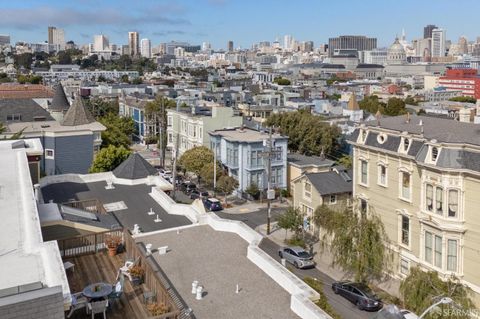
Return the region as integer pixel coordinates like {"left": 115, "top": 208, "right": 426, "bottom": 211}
{"left": 1, "top": 0, "right": 479, "bottom": 49}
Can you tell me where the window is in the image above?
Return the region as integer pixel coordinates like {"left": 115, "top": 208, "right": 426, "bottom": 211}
{"left": 167, "top": 116, "right": 172, "bottom": 126}
{"left": 401, "top": 215, "right": 409, "bottom": 246}
{"left": 448, "top": 190, "right": 459, "bottom": 217}
{"left": 304, "top": 182, "right": 312, "bottom": 199}
{"left": 434, "top": 235, "right": 442, "bottom": 268}
{"left": 435, "top": 187, "right": 443, "bottom": 215}
{"left": 447, "top": 239, "right": 458, "bottom": 272}
{"left": 275, "top": 146, "right": 282, "bottom": 161}
{"left": 45, "top": 149, "right": 54, "bottom": 159}
{"left": 426, "top": 184, "right": 433, "bottom": 211}
{"left": 329, "top": 195, "right": 337, "bottom": 204}
{"left": 250, "top": 150, "right": 263, "bottom": 167}
{"left": 360, "top": 130, "right": 367, "bottom": 142}
{"left": 401, "top": 172, "right": 411, "bottom": 200}
{"left": 360, "top": 160, "right": 368, "bottom": 185}
{"left": 400, "top": 258, "right": 409, "bottom": 275}
{"left": 168, "top": 133, "right": 173, "bottom": 143}
{"left": 425, "top": 231, "right": 433, "bottom": 264}
{"left": 431, "top": 147, "right": 439, "bottom": 161}
{"left": 403, "top": 138, "right": 410, "bottom": 152}
{"left": 6, "top": 114, "right": 21, "bottom": 121}
{"left": 378, "top": 164, "right": 386, "bottom": 186}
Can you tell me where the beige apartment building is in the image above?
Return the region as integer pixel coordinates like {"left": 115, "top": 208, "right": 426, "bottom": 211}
{"left": 348, "top": 114, "right": 480, "bottom": 305}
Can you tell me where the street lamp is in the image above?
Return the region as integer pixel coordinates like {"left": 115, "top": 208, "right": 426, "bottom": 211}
{"left": 418, "top": 297, "right": 453, "bottom": 319}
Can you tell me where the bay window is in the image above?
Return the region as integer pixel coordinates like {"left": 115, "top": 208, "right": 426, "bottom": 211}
{"left": 401, "top": 172, "right": 411, "bottom": 200}
{"left": 360, "top": 160, "right": 368, "bottom": 185}
{"left": 434, "top": 235, "right": 442, "bottom": 268}
{"left": 448, "top": 190, "right": 459, "bottom": 217}
{"left": 425, "top": 232, "right": 432, "bottom": 264}
{"left": 426, "top": 184, "right": 433, "bottom": 212}
{"left": 447, "top": 239, "right": 458, "bottom": 272}
{"left": 435, "top": 187, "right": 443, "bottom": 215}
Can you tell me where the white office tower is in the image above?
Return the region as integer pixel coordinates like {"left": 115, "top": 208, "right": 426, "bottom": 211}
{"left": 202, "top": 42, "right": 211, "bottom": 51}
{"left": 141, "top": 38, "right": 151, "bottom": 58}
{"left": 48, "top": 26, "right": 65, "bottom": 50}
{"left": 284, "top": 35, "right": 293, "bottom": 50}
{"left": 93, "top": 35, "right": 109, "bottom": 52}
{"left": 431, "top": 28, "right": 446, "bottom": 58}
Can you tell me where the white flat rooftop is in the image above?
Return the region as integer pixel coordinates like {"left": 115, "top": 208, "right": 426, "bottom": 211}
{"left": 0, "top": 140, "right": 70, "bottom": 304}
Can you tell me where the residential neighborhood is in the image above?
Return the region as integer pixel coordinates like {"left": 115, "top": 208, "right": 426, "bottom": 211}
{"left": 2, "top": 1, "right": 480, "bottom": 318}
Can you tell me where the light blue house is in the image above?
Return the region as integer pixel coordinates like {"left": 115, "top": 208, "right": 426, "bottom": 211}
{"left": 209, "top": 127, "right": 288, "bottom": 193}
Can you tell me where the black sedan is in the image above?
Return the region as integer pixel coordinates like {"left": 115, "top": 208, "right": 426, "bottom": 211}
{"left": 331, "top": 281, "right": 382, "bottom": 311}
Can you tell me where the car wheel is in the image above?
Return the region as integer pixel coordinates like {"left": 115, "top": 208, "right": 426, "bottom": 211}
{"left": 333, "top": 286, "right": 339, "bottom": 294}
{"left": 293, "top": 261, "right": 299, "bottom": 268}
{"left": 356, "top": 301, "right": 363, "bottom": 310}
{"left": 278, "top": 252, "right": 283, "bottom": 258}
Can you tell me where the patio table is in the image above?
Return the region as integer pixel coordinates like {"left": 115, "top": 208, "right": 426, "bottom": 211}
{"left": 82, "top": 282, "right": 113, "bottom": 300}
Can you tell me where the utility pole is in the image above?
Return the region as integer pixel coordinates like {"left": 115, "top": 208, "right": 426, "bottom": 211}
{"left": 171, "top": 133, "right": 179, "bottom": 200}
{"left": 260, "top": 127, "right": 277, "bottom": 235}
{"left": 158, "top": 97, "right": 165, "bottom": 168}
{"left": 213, "top": 141, "right": 217, "bottom": 197}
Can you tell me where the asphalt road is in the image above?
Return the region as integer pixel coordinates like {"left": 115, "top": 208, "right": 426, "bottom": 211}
{"left": 215, "top": 207, "right": 374, "bottom": 319}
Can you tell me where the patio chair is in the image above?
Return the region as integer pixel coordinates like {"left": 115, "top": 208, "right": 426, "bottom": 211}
{"left": 88, "top": 300, "right": 108, "bottom": 319}
{"left": 66, "top": 292, "right": 88, "bottom": 318}
{"left": 108, "top": 274, "right": 124, "bottom": 305}
{"left": 117, "top": 256, "right": 140, "bottom": 281}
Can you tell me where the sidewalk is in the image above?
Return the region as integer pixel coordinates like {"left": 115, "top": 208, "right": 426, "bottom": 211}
{"left": 256, "top": 223, "right": 401, "bottom": 299}
{"left": 222, "top": 199, "right": 291, "bottom": 215}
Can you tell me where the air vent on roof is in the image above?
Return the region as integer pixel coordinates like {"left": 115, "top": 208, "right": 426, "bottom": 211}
{"left": 60, "top": 205, "right": 98, "bottom": 221}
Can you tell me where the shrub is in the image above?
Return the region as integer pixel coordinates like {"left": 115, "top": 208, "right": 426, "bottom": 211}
{"left": 304, "top": 277, "right": 341, "bottom": 319}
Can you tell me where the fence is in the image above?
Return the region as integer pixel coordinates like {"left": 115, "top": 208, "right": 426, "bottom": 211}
{"left": 124, "top": 230, "right": 194, "bottom": 319}
{"left": 57, "top": 229, "right": 123, "bottom": 257}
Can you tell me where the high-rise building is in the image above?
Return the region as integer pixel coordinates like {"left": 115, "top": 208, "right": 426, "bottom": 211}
{"left": 202, "top": 42, "right": 211, "bottom": 51}
{"left": 458, "top": 36, "right": 468, "bottom": 55}
{"left": 431, "top": 28, "right": 446, "bottom": 57}
{"left": 121, "top": 45, "right": 130, "bottom": 56}
{"left": 283, "top": 35, "right": 293, "bottom": 50}
{"left": 128, "top": 31, "right": 140, "bottom": 57}
{"left": 48, "top": 26, "right": 65, "bottom": 50}
{"left": 227, "top": 40, "right": 234, "bottom": 52}
{"left": 328, "top": 35, "right": 377, "bottom": 56}
{"left": 302, "top": 41, "right": 314, "bottom": 52}
{"left": 93, "top": 35, "right": 109, "bottom": 52}
{"left": 0, "top": 35, "right": 10, "bottom": 46}
{"left": 424, "top": 24, "right": 438, "bottom": 39}
{"left": 140, "top": 38, "right": 151, "bottom": 58}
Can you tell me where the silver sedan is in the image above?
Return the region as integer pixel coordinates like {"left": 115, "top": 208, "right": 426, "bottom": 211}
{"left": 278, "top": 246, "right": 315, "bottom": 269}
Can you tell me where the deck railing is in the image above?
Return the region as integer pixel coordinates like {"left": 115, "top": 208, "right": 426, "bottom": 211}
{"left": 58, "top": 229, "right": 123, "bottom": 257}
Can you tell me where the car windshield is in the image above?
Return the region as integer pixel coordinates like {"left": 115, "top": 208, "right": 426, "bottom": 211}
{"left": 297, "top": 251, "right": 311, "bottom": 258}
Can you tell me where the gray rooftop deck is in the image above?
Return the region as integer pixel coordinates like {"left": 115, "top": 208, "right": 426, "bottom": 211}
{"left": 41, "top": 181, "right": 191, "bottom": 233}
{"left": 137, "top": 225, "right": 300, "bottom": 319}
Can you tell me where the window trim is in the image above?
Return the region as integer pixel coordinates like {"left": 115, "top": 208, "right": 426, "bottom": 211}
{"left": 377, "top": 162, "right": 387, "bottom": 187}
{"left": 359, "top": 159, "right": 369, "bottom": 187}
{"left": 45, "top": 149, "right": 55, "bottom": 159}
{"left": 329, "top": 195, "right": 337, "bottom": 205}
{"left": 399, "top": 170, "right": 412, "bottom": 202}
{"left": 303, "top": 181, "right": 312, "bottom": 201}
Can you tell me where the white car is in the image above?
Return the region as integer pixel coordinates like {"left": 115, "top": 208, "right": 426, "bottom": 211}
{"left": 372, "top": 305, "right": 419, "bottom": 319}
{"left": 159, "top": 169, "right": 172, "bottom": 179}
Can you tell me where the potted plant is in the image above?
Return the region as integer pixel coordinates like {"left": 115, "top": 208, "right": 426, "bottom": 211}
{"left": 147, "top": 302, "right": 169, "bottom": 316}
{"left": 129, "top": 265, "right": 145, "bottom": 286}
{"left": 105, "top": 235, "right": 122, "bottom": 256}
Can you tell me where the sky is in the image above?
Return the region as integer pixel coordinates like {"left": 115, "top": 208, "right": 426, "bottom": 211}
{"left": 1, "top": 0, "right": 480, "bottom": 50}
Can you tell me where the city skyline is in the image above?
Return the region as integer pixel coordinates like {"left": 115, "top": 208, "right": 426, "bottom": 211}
{"left": 1, "top": 0, "right": 480, "bottom": 49}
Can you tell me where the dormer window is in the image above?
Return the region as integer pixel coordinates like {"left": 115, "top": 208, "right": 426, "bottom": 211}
{"left": 431, "top": 147, "right": 439, "bottom": 162}
{"left": 403, "top": 138, "right": 410, "bottom": 152}
{"left": 361, "top": 130, "right": 367, "bottom": 142}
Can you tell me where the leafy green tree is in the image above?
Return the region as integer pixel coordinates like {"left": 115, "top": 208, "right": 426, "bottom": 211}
{"left": 359, "top": 95, "right": 385, "bottom": 114}
{"left": 131, "top": 77, "right": 143, "bottom": 84}
{"left": 0, "top": 122, "right": 6, "bottom": 134}
{"left": 404, "top": 96, "right": 418, "bottom": 106}
{"left": 179, "top": 146, "right": 215, "bottom": 177}
{"left": 97, "top": 75, "right": 107, "bottom": 82}
{"left": 85, "top": 98, "right": 119, "bottom": 118}
{"left": 313, "top": 204, "right": 392, "bottom": 283}
{"left": 216, "top": 175, "right": 238, "bottom": 204}
{"left": 17, "top": 74, "right": 42, "bottom": 84}
{"left": 417, "top": 109, "right": 426, "bottom": 115}
{"left": 199, "top": 161, "right": 222, "bottom": 187}
{"left": 245, "top": 182, "right": 260, "bottom": 200}
{"left": 277, "top": 206, "right": 304, "bottom": 239}
{"left": 58, "top": 51, "right": 72, "bottom": 64}
{"left": 274, "top": 77, "right": 291, "bottom": 85}
{"left": 14, "top": 53, "right": 33, "bottom": 69}
{"left": 121, "top": 74, "right": 129, "bottom": 83}
{"left": 98, "top": 113, "right": 135, "bottom": 148}
{"left": 384, "top": 97, "right": 407, "bottom": 116}
{"left": 400, "top": 267, "right": 475, "bottom": 318}
{"left": 89, "top": 145, "right": 131, "bottom": 173}
{"left": 266, "top": 110, "right": 341, "bottom": 156}
{"left": 448, "top": 96, "right": 477, "bottom": 104}
{"left": 337, "top": 155, "right": 352, "bottom": 169}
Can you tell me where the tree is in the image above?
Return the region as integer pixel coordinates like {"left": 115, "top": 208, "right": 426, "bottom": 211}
{"left": 199, "top": 161, "right": 222, "bottom": 187}
{"left": 98, "top": 113, "right": 135, "bottom": 148}
{"left": 14, "top": 53, "right": 33, "bottom": 69}
{"left": 384, "top": 97, "right": 407, "bottom": 116}
{"left": 121, "top": 74, "right": 129, "bottom": 83}
{"left": 89, "top": 145, "right": 131, "bottom": 173}
{"left": 216, "top": 175, "right": 238, "bottom": 204}
{"left": 57, "top": 51, "right": 72, "bottom": 64}
{"left": 359, "top": 95, "right": 385, "bottom": 114}
{"left": 131, "top": 77, "right": 143, "bottom": 84}
{"left": 274, "top": 77, "right": 291, "bottom": 85}
{"left": 313, "top": 204, "right": 392, "bottom": 283}
{"left": 85, "top": 98, "right": 119, "bottom": 118}
{"left": 448, "top": 96, "right": 477, "bottom": 104}
{"left": 266, "top": 110, "right": 341, "bottom": 156}
{"left": 17, "top": 74, "right": 42, "bottom": 84}
{"left": 400, "top": 267, "right": 475, "bottom": 318}
{"left": 404, "top": 96, "right": 418, "bottom": 106}
{"left": 179, "top": 146, "right": 215, "bottom": 177}
{"left": 417, "top": 109, "right": 426, "bottom": 115}
{"left": 277, "top": 206, "right": 303, "bottom": 240}
{"left": 245, "top": 182, "right": 260, "bottom": 200}
{"left": 337, "top": 155, "right": 352, "bottom": 169}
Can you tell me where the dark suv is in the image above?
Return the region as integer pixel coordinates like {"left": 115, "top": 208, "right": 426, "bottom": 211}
{"left": 180, "top": 182, "right": 197, "bottom": 193}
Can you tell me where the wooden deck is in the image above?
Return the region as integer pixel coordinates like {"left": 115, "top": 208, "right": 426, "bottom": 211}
{"left": 64, "top": 252, "right": 151, "bottom": 319}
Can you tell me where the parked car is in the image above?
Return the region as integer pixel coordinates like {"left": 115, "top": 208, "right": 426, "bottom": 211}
{"left": 190, "top": 190, "right": 209, "bottom": 200}
{"left": 203, "top": 198, "right": 223, "bottom": 211}
{"left": 159, "top": 169, "right": 172, "bottom": 179}
{"left": 331, "top": 281, "right": 382, "bottom": 311}
{"left": 371, "top": 305, "right": 418, "bottom": 319}
{"left": 180, "top": 182, "right": 197, "bottom": 193}
{"left": 277, "top": 246, "right": 315, "bottom": 269}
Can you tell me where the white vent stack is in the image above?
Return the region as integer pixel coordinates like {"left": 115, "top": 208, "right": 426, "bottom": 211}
{"left": 105, "top": 179, "right": 115, "bottom": 190}
{"left": 145, "top": 243, "right": 152, "bottom": 256}
{"left": 196, "top": 286, "right": 203, "bottom": 300}
{"left": 192, "top": 281, "right": 198, "bottom": 294}
{"left": 132, "top": 224, "right": 141, "bottom": 235}
{"left": 154, "top": 215, "right": 162, "bottom": 223}
{"left": 158, "top": 246, "right": 168, "bottom": 255}
{"left": 147, "top": 208, "right": 155, "bottom": 215}
{"left": 235, "top": 284, "right": 240, "bottom": 294}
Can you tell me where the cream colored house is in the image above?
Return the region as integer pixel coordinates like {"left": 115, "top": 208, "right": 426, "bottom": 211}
{"left": 348, "top": 114, "right": 480, "bottom": 305}
{"left": 287, "top": 153, "right": 335, "bottom": 195}
{"left": 292, "top": 167, "right": 352, "bottom": 229}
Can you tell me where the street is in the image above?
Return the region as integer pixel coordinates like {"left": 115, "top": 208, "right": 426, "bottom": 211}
{"left": 215, "top": 206, "right": 374, "bottom": 319}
